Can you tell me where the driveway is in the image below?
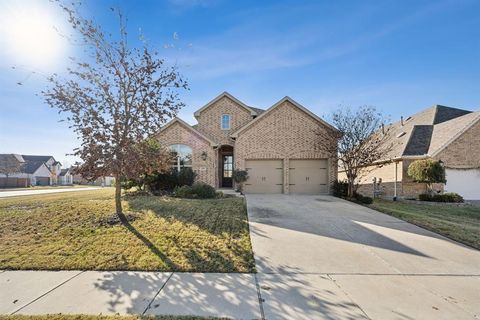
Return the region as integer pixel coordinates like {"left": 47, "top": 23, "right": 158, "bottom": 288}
{"left": 247, "top": 194, "right": 480, "bottom": 320}
{"left": 0, "top": 187, "right": 101, "bottom": 198}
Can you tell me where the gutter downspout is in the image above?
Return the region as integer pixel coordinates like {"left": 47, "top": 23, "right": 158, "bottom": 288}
{"left": 393, "top": 161, "right": 398, "bottom": 201}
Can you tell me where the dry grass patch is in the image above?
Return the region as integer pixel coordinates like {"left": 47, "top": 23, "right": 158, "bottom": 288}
{"left": 0, "top": 189, "right": 255, "bottom": 272}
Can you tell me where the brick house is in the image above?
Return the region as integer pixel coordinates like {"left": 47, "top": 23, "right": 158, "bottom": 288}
{"left": 155, "top": 92, "right": 339, "bottom": 194}
{"left": 343, "top": 105, "right": 480, "bottom": 200}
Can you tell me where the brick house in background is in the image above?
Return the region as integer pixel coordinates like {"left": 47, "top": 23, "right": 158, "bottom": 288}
{"left": 343, "top": 105, "right": 480, "bottom": 200}
{"left": 155, "top": 92, "right": 339, "bottom": 194}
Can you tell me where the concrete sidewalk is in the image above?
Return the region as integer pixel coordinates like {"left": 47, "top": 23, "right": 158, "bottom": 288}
{"left": 0, "top": 187, "right": 101, "bottom": 198}
{"left": 0, "top": 270, "right": 262, "bottom": 319}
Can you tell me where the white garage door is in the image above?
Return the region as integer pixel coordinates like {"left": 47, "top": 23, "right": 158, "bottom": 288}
{"left": 244, "top": 160, "right": 283, "bottom": 194}
{"left": 289, "top": 159, "right": 328, "bottom": 194}
{"left": 445, "top": 168, "right": 480, "bottom": 200}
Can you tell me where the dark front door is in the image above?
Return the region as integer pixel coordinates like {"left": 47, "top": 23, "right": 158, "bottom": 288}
{"left": 222, "top": 155, "right": 233, "bottom": 188}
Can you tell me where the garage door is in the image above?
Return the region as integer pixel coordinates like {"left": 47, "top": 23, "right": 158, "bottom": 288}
{"left": 35, "top": 177, "right": 50, "bottom": 186}
{"left": 245, "top": 160, "right": 283, "bottom": 193}
{"left": 289, "top": 159, "right": 328, "bottom": 194}
{"left": 445, "top": 168, "right": 480, "bottom": 200}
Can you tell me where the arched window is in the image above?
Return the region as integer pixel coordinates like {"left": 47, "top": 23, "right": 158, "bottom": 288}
{"left": 169, "top": 144, "right": 192, "bottom": 171}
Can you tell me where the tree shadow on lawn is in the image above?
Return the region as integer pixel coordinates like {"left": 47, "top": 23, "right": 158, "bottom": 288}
{"left": 119, "top": 215, "right": 179, "bottom": 271}
{"left": 125, "top": 195, "right": 250, "bottom": 236}
{"left": 121, "top": 195, "right": 255, "bottom": 273}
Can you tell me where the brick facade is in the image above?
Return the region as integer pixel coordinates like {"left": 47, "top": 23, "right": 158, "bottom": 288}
{"left": 234, "top": 100, "right": 337, "bottom": 193}
{"left": 154, "top": 121, "right": 216, "bottom": 186}
{"left": 155, "top": 93, "right": 338, "bottom": 193}
{"left": 433, "top": 120, "right": 480, "bottom": 169}
{"left": 195, "top": 96, "right": 254, "bottom": 146}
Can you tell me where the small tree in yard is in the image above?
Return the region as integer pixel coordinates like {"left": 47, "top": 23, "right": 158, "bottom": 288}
{"left": 43, "top": 2, "right": 187, "bottom": 219}
{"left": 407, "top": 159, "right": 446, "bottom": 195}
{"left": 317, "top": 106, "right": 392, "bottom": 198}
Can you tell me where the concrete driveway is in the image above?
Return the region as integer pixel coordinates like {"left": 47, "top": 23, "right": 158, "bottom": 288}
{"left": 247, "top": 194, "right": 480, "bottom": 320}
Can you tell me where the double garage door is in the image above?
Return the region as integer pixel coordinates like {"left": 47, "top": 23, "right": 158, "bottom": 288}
{"left": 244, "top": 159, "right": 328, "bottom": 194}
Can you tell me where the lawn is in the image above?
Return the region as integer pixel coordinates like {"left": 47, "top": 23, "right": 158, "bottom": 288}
{"left": 370, "top": 199, "right": 480, "bottom": 250}
{"left": 0, "top": 316, "right": 223, "bottom": 320}
{"left": 0, "top": 189, "right": 255, "bottom": 272}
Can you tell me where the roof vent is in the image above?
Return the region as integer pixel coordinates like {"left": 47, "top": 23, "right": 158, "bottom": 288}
{"left": 396, "top": 132, "right": 406, "bottom": 138}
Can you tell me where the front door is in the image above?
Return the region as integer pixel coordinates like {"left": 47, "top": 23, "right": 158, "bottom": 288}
{"left": 222, "top": 155, "right": 233, "bottom": 188}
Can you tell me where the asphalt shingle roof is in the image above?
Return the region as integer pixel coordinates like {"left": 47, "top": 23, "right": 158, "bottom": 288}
{"left": 379, "top": 105, "right": 476, "bottom": 159}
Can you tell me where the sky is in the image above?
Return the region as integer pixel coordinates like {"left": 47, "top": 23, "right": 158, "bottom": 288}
{"left": 0, "top": 0, "right": 479, "bottom": 165}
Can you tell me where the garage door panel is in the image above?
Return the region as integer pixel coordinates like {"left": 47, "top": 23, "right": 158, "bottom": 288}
{"left": 245, "top": 160, "right": 283, "bottom": 194}
{"left": 289, "top": 159, "right": 328, "bottom": 194}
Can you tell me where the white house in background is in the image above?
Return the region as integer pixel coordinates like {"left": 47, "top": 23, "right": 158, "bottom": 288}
{"left": 59, "top": 168, "right": 73, "bottom": 185}
{"left": 0, "top": 154, "right": 63, "bottom": 187}
{"left": 21, "top": 155, "right": 61, "bottom": 184}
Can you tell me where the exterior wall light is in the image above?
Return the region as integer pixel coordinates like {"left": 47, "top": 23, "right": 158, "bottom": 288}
{"left": 201, "top": 151, "right": 208, "bottom": 161}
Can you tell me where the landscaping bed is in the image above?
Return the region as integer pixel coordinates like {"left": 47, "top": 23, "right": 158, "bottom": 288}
{"left": 370, "top": 199, "right": 480, "bottom": 250}
{"left": 0, "top": 189, "right": 255, "bottom": 272}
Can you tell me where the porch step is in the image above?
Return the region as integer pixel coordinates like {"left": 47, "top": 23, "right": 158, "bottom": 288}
{"left": 216, "top": 188, "right": 244, "bottom": 197}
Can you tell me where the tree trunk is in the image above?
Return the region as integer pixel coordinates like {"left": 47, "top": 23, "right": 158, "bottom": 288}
{"left": 114, "top": 175, "right": 126, "bottom": 221}
{"left": 347, "top": 177, "right": 355, "bottom": 198}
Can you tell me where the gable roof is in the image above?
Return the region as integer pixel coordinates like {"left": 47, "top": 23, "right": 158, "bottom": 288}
{"left": 378, "top": 105, "right": 475, "bottom": 160}
{"left": 231, "top": 96, "right": 338, "bottom": 138}
{"left": 59, "top": 168, "right": 70, "bottom": 176}
{"left": 23, "top": 160, "right": 50, "bottom": 174}
{"left": 21, "top": 155, "right": 55, "bottom": 163}
{"left": 193, "top": 92, "right": 261, "bottom": 117}
{"left": 157, "top": 117, "right": 218, "bottom": 147}
{"left": 429, "top": 111, "right": 480, "bottom": 157}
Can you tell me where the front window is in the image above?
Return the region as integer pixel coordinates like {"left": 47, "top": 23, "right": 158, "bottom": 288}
{"left": 169, "top": 144, "right": 192, "bottom": 171}
{"left": 221, "top": 114, "right": 231, "bottom": 130}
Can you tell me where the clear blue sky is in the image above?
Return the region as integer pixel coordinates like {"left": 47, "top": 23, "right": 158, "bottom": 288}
{"left": 0, "top": 0, "right": 479, "bottom": 165}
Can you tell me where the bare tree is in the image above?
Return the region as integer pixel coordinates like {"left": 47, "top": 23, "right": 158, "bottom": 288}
{"left": 43, "top": 2, "right": 187, "bottom": 219}
{"left": 0, "top": 154, "right": 24, "bottom": 186}
{"left": 317, "top": 106, "right": 391, "bottom": 198}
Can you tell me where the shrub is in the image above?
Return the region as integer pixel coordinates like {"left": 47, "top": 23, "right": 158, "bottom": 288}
{"left": 145, "top": 168, "right": 196, "bottom": 193}
{"left": 419, "top": 192, "right": 464, "bottom": 203}
{"left": 232, "top": 169, "right": 249, "bottom": 193}
{"left": 354, "top": 192, "right": 373, "bottom": 204}
{"left": 173, "top": 182, "right": 218, "bottom": 199}
{"left": 332, "top": 180, "right": 349, "bottom": 198}
{"left": 407, "top": 159, "right": 446, "bottom": 194}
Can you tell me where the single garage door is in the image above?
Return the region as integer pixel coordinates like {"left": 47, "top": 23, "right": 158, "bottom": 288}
{"left": 35, "top": 177, "right": 50, "bottom": 186}
{"left": 245, "top": 160, "right": 283, "bottom": 193}
{"left": 445, "top": 168, "right": 480, "bottom": 200}
{"left": 289, "top": 159, "right": 328, "bottom": 194}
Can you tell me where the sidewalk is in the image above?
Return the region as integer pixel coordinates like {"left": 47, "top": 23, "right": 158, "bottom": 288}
{"left": 0, "top": 187, "right": 101, "bottom": 198}
{"left": 0, "top": 270, "right": 262, "bottom": 319}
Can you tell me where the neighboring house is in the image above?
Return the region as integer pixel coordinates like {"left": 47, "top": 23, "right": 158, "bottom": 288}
{"left": 0, "top": 154, "right": 53, "bottom": 187}
{"left": 59, "top": 168, "right": 73, "bottom": 185}
{"left": 72, "top": 174, "right": 115, "bottom": 186}
{"left": 22, "top": 155, "right": 61, "bottom": 185}
{"left": 155, "top": 92, "right": 339, "bottom": 194}
{"left": 344, "top": 105, "right": 480, "bottom": 200}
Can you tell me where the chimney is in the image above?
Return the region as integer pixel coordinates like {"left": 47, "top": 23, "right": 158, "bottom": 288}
{"left": 401, "top": 116, "right": 404, "bottom": 126}
{"left": 382, "top": 123, "right": 385, "bottom": 134}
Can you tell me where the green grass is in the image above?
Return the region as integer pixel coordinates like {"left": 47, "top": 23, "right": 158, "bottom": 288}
{"left": 0, "top": 189, "right": 255, "bottom": 272}
{"left": 0, "top": 315, "right": 224, "bottom": 320}
{"left": 370, "top": 199, "right": 480, "bottom": 249}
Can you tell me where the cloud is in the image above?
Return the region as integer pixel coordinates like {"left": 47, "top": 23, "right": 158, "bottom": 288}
{"left": 163, "top": 0, "right": 460, "bottom": 80}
